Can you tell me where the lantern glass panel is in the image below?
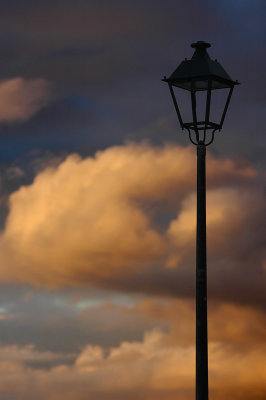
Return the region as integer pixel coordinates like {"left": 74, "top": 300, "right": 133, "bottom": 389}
{"left": 209, "top": 87, "right": 231, "bottom": 125}
{"left": 193, "top": 90, "right": 209, "bottom": 124}
{"left": 171, "top": 86, "right": 193, "bottom": 123}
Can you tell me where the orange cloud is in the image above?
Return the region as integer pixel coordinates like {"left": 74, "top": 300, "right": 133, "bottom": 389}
{"left": 132, "top": 298, "right": 266, "bottom": 349}
{"left": 0, "top": 77, "right": 51, "bottom": 123}
{"left": 0, "top": 143, "right": 263, "bottom": 302}
{"left": 0, "top": 329, "right": 265, "bottom": 400}
{"left": 166, "top": 187, "right": 259, "bottom": 267}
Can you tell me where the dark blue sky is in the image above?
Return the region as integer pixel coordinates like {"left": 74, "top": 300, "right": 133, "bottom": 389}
{"left": 0, "top": 0, "right": 265, "bottom": 166}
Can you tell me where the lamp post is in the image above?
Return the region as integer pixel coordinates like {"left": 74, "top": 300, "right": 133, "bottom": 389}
{"left": 163, "top": 41, "right": 239, "bottom": 400}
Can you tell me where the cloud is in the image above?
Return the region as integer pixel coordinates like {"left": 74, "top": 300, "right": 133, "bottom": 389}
{"left": 0, "top": 78, "right": 51, "bottom": 123}
{"left": 0, "top": 288, "right": 265, "bottom": 399}
{"left": 167, "top": 187, "right": 262, "bottom": 267}
{"left": 0, "top": 143, "right": 264, "bottom": 307}
{"left": 0, "top": 328, "right": 265, "bottom": 400}
{"left": 133, "top": 298, "right": 266, "bottom": 349}
{"left": 0, "top": 344, "right": 69, "bottom": 364}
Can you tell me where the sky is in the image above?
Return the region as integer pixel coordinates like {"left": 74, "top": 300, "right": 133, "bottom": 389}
{"left": 0, "top": 0, "right": 265, "bottom": 399}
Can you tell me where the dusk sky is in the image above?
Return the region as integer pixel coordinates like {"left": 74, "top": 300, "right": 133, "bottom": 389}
{"left": 0, "top": 1, "right": 265, "bottom": 399}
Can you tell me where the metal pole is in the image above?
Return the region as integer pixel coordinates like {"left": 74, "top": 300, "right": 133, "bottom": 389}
{"left": 196, "top": 143, "right": 208, "bottom": 400}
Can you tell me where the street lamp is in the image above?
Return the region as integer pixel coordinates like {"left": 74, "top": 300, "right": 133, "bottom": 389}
{"left": 163, "top": 41, "right": 239, "bottom": 400}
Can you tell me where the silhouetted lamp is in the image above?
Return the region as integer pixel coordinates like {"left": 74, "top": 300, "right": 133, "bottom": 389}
{"left": 163, "top": 41, "right": 239, "bottom": 145}
{"left": 163, "top": 41, "right": 239, "bottom": 400}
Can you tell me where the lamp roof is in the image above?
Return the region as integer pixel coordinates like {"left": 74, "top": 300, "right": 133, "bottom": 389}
{"left": 164, "top": 41, "right": 239, "bottom": 90}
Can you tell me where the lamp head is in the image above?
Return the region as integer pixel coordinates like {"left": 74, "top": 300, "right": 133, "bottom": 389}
{"left": 163, "top": 41, "right": 239, "bottom": 145}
